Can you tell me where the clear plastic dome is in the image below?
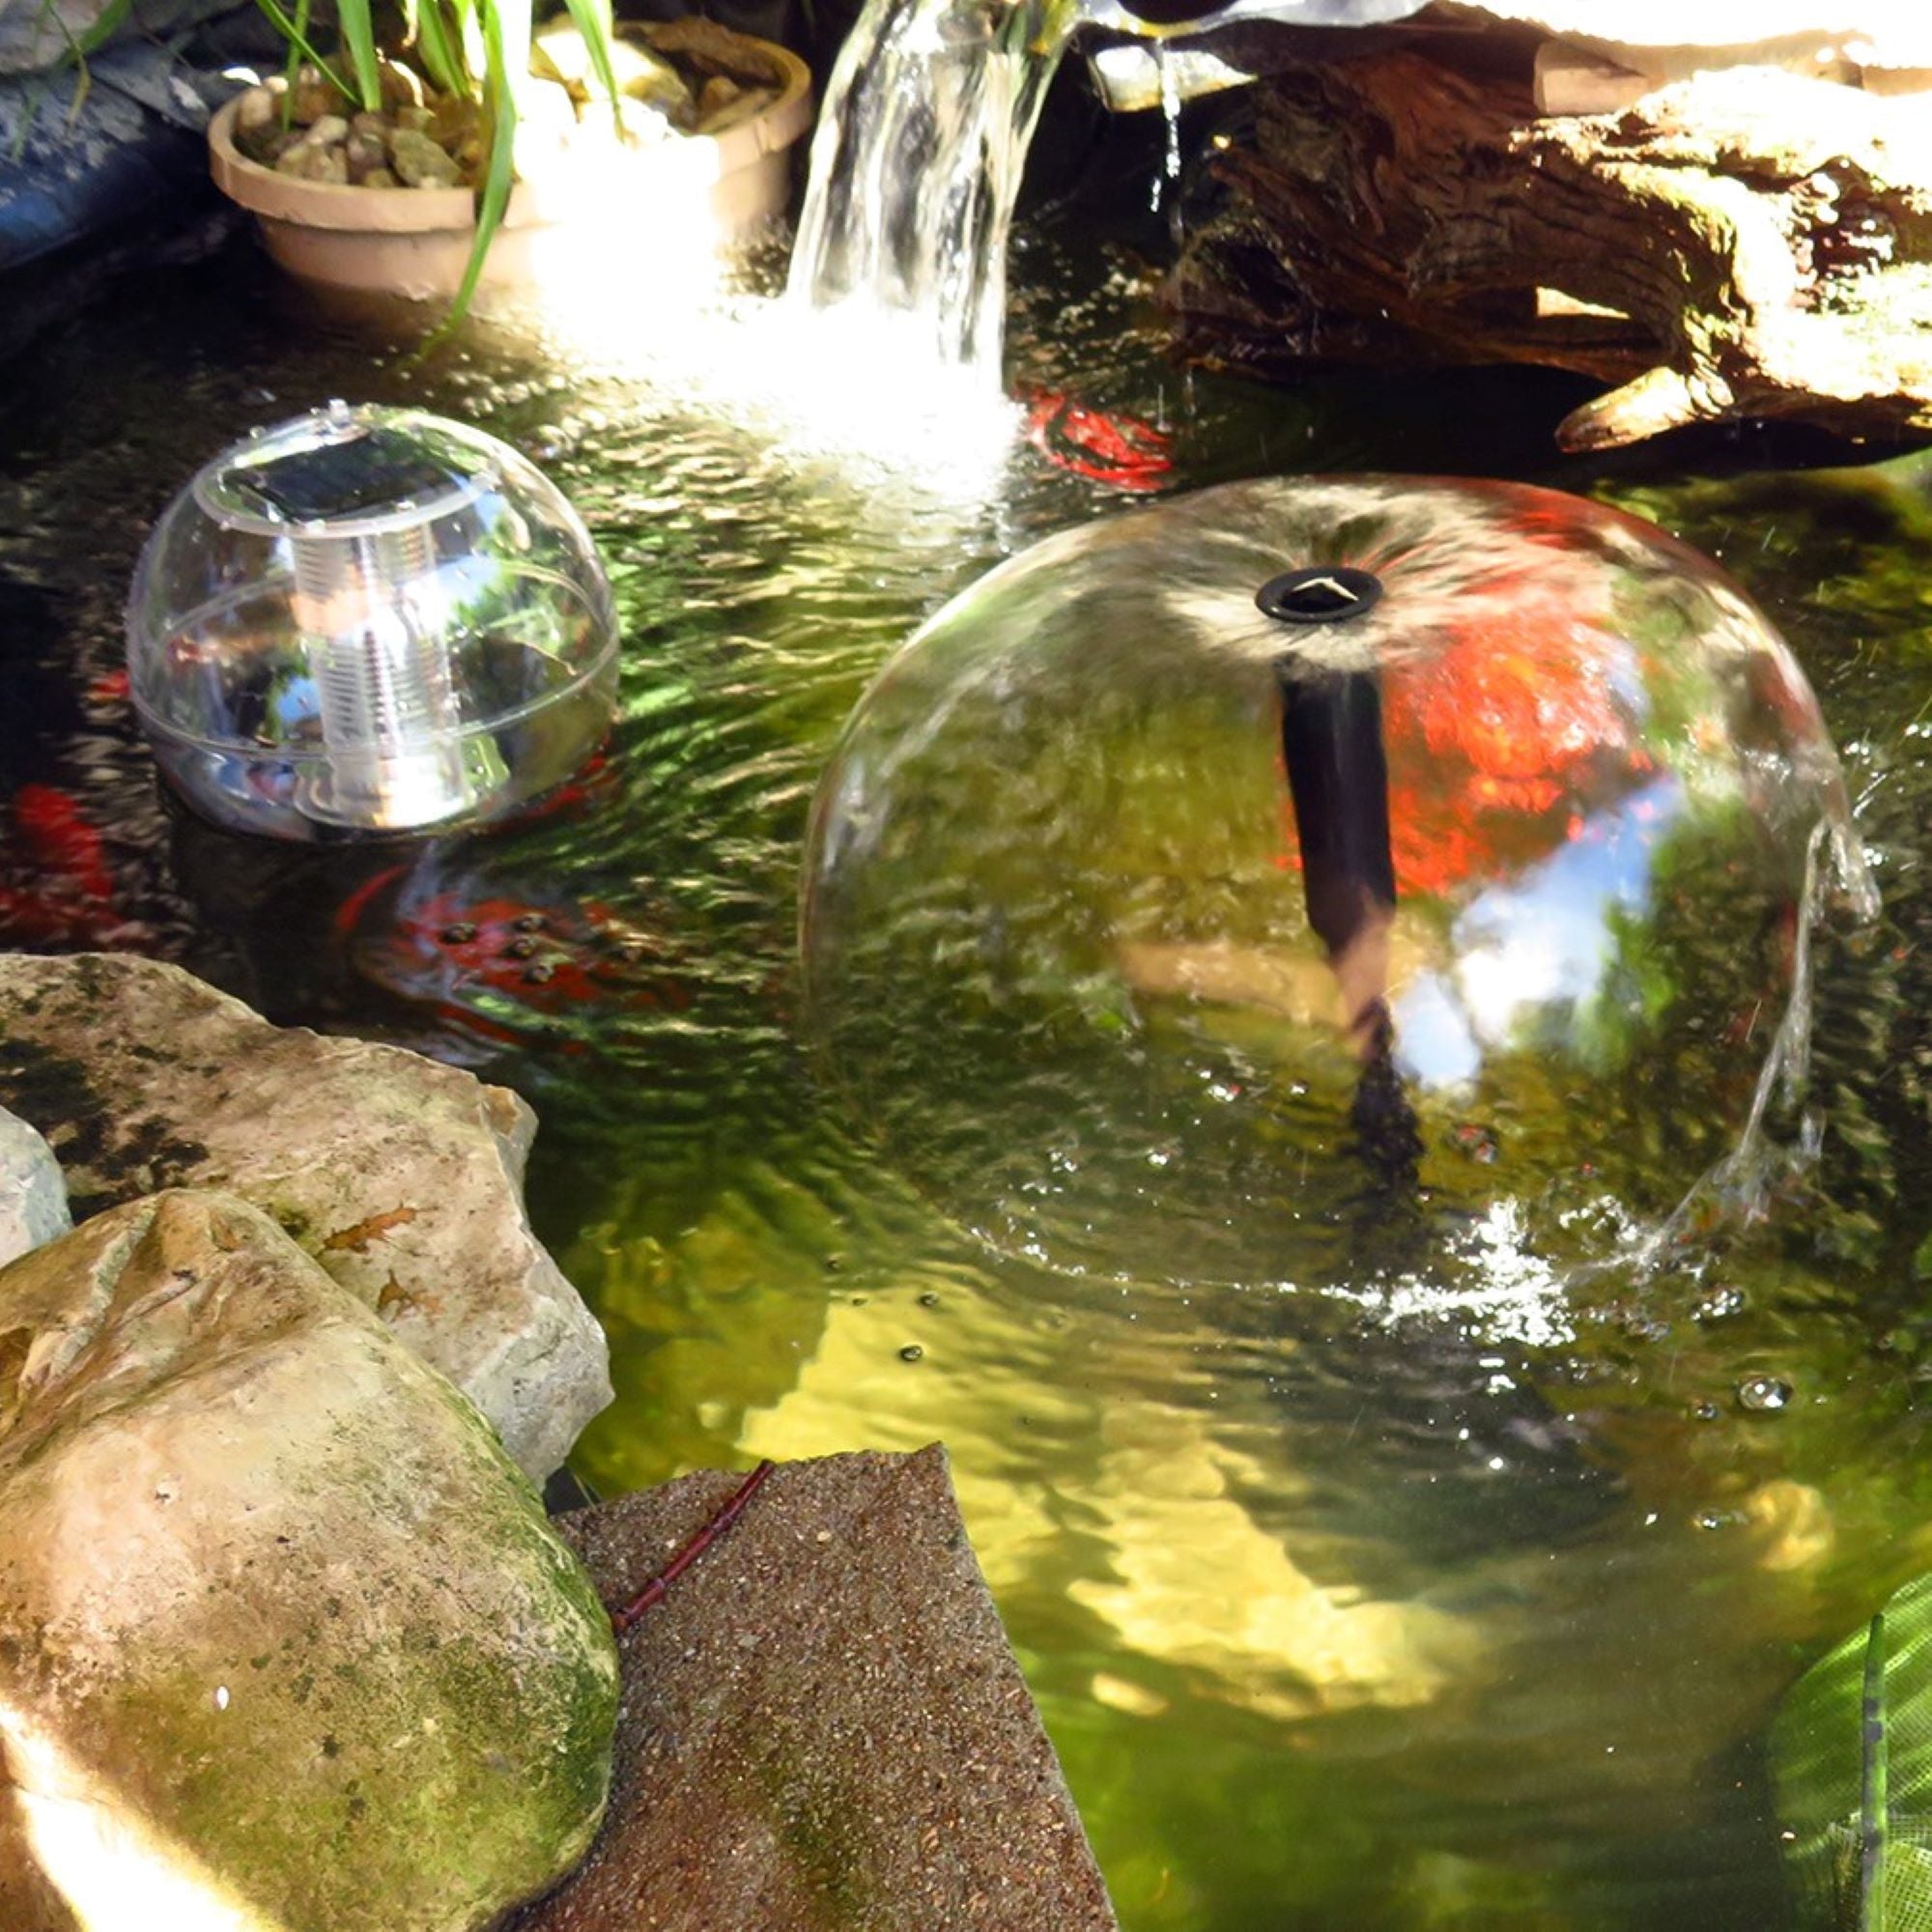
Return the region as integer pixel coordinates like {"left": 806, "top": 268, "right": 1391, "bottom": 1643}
{"left": 128, "top": 402, "right": 619, "bottom": 840}
{"left": 802, "top": 476, "right": 1878, "bottom": 1290}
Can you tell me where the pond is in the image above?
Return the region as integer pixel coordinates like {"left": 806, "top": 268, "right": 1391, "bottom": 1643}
{"left": 5, "top": 133, "right": 1932, "bottom": 1930}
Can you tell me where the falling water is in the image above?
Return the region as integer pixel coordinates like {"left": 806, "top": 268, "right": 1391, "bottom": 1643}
{"left": 786, "top": 0, "right": 1074, "bottom": 373}
{"left": 1149, "top": 42, "right": 1182, "bottom": 220}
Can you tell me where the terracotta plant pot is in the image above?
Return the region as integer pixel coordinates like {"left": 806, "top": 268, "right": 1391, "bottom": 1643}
{"left": 207, "top": 25, "right": 813, "bottom": 301}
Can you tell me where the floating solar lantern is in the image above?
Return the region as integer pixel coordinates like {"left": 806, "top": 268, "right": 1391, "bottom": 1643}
{"left": 128, "top": 402, "right": 618, "bottom": 840}
{"left": 802, "top": 476, "right": 1877, "bottom": 1289}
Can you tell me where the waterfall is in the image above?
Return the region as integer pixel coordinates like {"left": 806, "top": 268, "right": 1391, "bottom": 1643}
{"left": 786, "top": 0, "right": 1074, "bottom": 376}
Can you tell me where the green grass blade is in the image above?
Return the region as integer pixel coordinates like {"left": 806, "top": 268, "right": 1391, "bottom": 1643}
{"left": 450, "top": 0, "right": 482, "bottom": 80}
{"left": 557, "top": 0, "right": 622, "bottom": 131}
{"left": 280, "top": 0, "right": 307, "bottom": 123}
{"left": 72, "top": 0, "right": 131, "bottom": 56}
{"left": 17, "top": 0, "right": 131, "bottom": 144}
{"left": 248, "top": 0, "right": 351, "bottom": 101}
{"left": 438, "top": 0, "right": 524, "bottom": 332}
{"left": 1863, "top": 1614, "right": 1889, "bottom": 1932}
{"left": 411, "top": 0, "right": 469, "bottom": 100}
{"left": 43, "top": 6, "right": 93, "bottom": 128}
{"left": 8, "top": 65, "right": 48, "bottom": 162}
{"left": 334, "top": 0, "right": 383, "bottom": 113}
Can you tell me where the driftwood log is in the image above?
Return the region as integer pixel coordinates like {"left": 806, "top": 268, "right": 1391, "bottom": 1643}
{"left": 1169, "top": 45, "right": 1932, "bottom": 449}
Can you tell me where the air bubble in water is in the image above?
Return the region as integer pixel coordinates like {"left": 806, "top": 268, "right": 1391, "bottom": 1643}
{"left": 1694, "top": 1285, "right": 1747, "bottom": 1322}
{"left": 1737, "top": 1375, "right": 1793, "bottom": 1413}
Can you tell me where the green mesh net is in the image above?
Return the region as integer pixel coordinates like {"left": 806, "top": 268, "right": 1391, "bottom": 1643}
{"left": 1776, "top": 1582, "right": 1932, "bottom": 1931}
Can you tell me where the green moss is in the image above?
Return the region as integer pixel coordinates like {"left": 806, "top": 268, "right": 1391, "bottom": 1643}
{"left": 0, "top": 1199, "right": 619, "bottom": 1932}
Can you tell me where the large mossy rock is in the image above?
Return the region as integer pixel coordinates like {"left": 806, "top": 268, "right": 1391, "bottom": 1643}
{"left": 0, "top": 952, "right": 610, "bottom": 1479}
{"left": 0, "top": 1189, "right": 620, "bottom": 1932}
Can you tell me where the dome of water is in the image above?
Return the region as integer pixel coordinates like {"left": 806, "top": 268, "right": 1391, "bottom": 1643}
{"left": 803, "top": 475, "right": 1877, "bottom": 1291}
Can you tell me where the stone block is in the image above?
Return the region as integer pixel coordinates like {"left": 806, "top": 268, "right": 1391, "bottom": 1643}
{"left": 514, "top": 1447, "right": 1119, "bottom": 1932}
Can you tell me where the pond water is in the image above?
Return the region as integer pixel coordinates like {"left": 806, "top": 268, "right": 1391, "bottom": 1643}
{"left": 6, "top": 155, "right": 1932, "bottom": 1930}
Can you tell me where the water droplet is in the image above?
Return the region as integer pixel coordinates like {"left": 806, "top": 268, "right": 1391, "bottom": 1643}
{"left": 440, "top": 922, "right": 477, "bottom": 945}
{"left": 898, "top": 1344, "right": 924, "bottom": 1363}
{"left": 513, "top": 913, "right": 547, "bottom": 933}
{"left": 523, "top": 962, "right": 555, "bottom": 985}
{"left": 918, "top": 1291, "right": 940, "bottom": 1307}
{"left": 1451, "top": 1122, "right": 1499, "bottom": 1163}
{"left": 503, "top": 934, "right": 540, "bottom": 960}
{"left": 1737, "top": 1375, "right": 1793, "bottom": 1413}
{"left": 1695, "top": 1285, "right": 1747, "bottom": 1321}
{"left": 1691, "top": 1399, "right": 1722, "bottom": 1422}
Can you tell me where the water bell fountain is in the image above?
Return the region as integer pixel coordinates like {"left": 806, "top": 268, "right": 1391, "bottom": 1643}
{"left": 128, "top": 403, "right": 619, "bottom": 841}
{"left": 802, "top": 475, "right": 1877, "bottom": 1292}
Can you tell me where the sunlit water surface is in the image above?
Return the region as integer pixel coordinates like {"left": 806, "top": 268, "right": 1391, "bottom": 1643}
{"left": 6, "top": 212, "right": 1932, "bottom": 1931}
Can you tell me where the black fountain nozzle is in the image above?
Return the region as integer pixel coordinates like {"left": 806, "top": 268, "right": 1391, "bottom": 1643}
{"left": 1257, "top": 564, "right": 1383, "bottom": 628}
{"left": 1349, "top": 996, "right": 1425, "bottom": 1178}
{"left": 1107, "top": 0, "right": 1235, "bottom": 25}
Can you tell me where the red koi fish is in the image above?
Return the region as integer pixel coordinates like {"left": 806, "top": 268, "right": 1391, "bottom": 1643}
{"left": 0, "top": 782, "right": 141, "bottom": 947}
{"left": 85, "top": 668, "right": 131, "bottom": 710}
{"left": 332, "top": 861, "right": 691, "bottom": 1046}
{"left": 1270, "top": 563, "right": 1643, "bottom": 899}
{"left": 1023, "top": 390, "right": 1174, "bottom": 493}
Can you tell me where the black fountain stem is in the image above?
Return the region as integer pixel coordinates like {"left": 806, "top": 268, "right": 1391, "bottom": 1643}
{"left": 1260, "top": 565, "right": 1423, "bottom": 1179}
{"left": 1275, "top": 663, "right": 1423, "bottom": 1178}
{"left": 1275, "top": 666, "right": 1396, "bottom": 968}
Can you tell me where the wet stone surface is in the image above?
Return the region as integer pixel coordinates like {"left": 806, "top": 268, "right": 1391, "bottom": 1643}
{"left": 0, "top": 1103, "right": 68, "bottom": 1266}
{"left": 515, "top": 1446, "right": 1119, "bottom": 1932}
{"left": 0, "top": 952, "right": 611, "bottom": 1479}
